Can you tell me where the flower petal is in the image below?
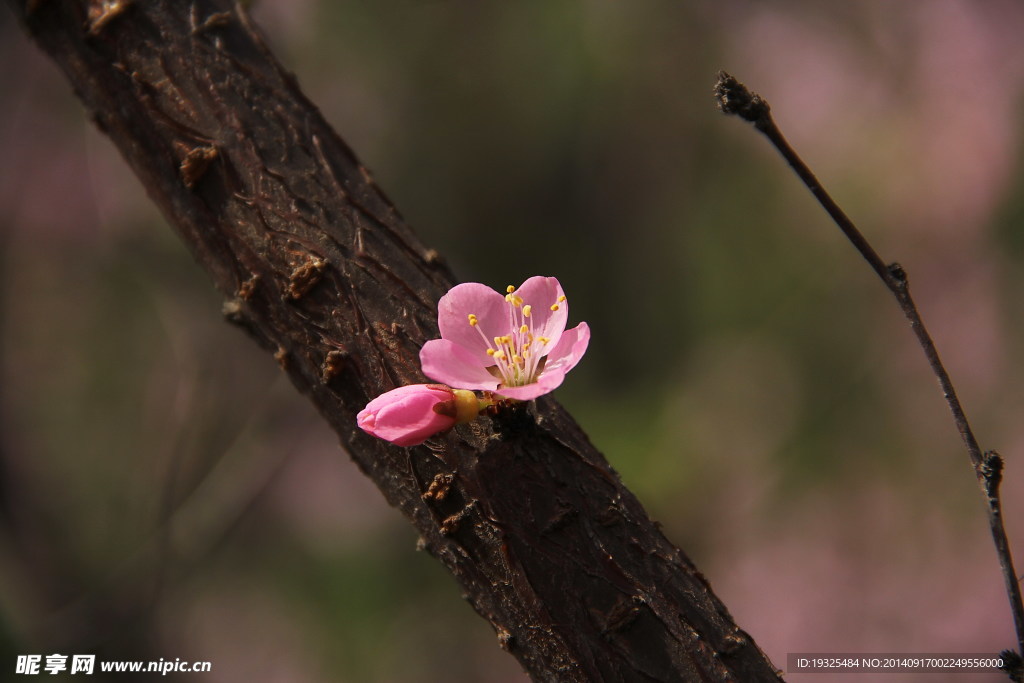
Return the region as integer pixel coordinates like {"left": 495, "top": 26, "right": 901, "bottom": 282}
{"left": 515, "top": 276, "right": 568, "bottom": 350}
{"left": 420, "top": 339, "right": 501, "bottom": 391}
{"left": 436, "top": 283, "right": 508, "bottom": 363}
{"left": 538, "top": 322, "right": 590, "bottom": 377}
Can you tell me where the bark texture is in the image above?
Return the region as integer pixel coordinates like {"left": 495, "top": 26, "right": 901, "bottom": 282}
{"left": 9, "top": 1, "right": 783, "bottom": 680}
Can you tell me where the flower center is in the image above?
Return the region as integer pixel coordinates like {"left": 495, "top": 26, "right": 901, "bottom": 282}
{"left": 467, "top": 285, "right": 565, "bottom": 388}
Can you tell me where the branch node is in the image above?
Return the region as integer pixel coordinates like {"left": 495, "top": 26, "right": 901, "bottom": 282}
{"left": 286, "top": 256, "right": 328, "bottom": 300}
{"left": 440, "top": 501, "right": 476, "bottom": 535}
{"left": 421, "top": 472, "right": 455, "bottom": 502}
{"left": 190, "top": 7, "right": 232, "bottom": 36}
{"left": 86, "top": 0, "right": 134, "bottom": 37}
{"left": 179, "top": 144, "right": 219, "bottom": 189}
{"left": 495, "top": 626, "right": 515, "bottom": 652}
{"left": 886, "top": 262, "right": 908, "bottom": 288}
{"left": 982, "top": 450, "right": 1004, "bottom": 499}
{"left": 237, "top": 274, "right": 260, "bottom": 300}
{"left": 320, "top": 348, "right": 349, "bottom": 384}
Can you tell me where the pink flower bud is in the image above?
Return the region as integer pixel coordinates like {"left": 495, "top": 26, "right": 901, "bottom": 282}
{"left": 357, "top": 384, "right": 481, "bottom": 446}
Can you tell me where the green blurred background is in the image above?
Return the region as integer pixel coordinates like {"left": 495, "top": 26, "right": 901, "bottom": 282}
{"left": 3, "top": 1, "right": 1024, "bottom": 681}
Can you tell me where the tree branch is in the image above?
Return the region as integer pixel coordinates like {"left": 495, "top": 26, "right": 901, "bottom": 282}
{"left": 6, "top": 2, "right": 783, "bottom": 680}
{"left": 714, "top": 70, "right": 1024, "bottom": 677}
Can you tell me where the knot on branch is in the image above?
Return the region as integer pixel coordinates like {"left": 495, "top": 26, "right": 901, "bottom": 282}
{"left": 286, "top": 256, "right": 328, "bottom": 300}
{"left": 886, "top": 262, "right": 908, "bottom": 289}
{"left": 981, "top": 450, "right": 1004, "bottom": 499}
{"left": 320, "top": 348, "right": 349, "bottom": 385}
{"left": 421, "top": 472, "right": 455, "bottom": 502}
{"left": 714, "top": 71, "right": 770, "bottom": 124}
{"left": 178, "top": 144, "right": 219, "bottom": 189}
{"left": 87, "top": 0, "right": 134, "bottom": 37}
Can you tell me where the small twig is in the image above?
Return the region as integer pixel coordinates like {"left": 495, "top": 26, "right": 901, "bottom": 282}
{"left": 714, "top": 70, "right": 1024, "bottom": 663}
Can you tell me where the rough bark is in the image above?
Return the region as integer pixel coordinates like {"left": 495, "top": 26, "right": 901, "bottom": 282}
{"left": 8, "top": 1, "right": 783, "bottom": 680}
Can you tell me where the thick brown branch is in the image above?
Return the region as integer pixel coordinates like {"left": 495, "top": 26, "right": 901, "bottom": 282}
{"left": 6, "top": 2, "right": 782, "bottom": 680}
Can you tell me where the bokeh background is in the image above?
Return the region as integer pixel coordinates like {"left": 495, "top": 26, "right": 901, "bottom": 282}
{"left": 3, "top": 1, "right": 1024, "bottom": 681}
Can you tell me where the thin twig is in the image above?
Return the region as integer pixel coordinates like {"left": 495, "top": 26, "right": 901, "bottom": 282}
{"left": 714, "top": 70, "right": 1024, "bottom": 668}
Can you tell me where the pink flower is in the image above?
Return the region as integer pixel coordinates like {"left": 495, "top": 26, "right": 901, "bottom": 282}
{"left": 357, "top": 384, "right": 482, "bottom": 446}
{"left": 419, "top": 276, "right": 590, "bottom": 400}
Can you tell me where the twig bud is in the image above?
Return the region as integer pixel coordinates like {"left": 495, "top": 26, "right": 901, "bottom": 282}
{"left": 714, "top": 71, "right": 770, "bottom": 124}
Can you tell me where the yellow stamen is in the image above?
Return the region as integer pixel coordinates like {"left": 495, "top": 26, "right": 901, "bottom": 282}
{"left": 487, "top": 348, "right": 496, "bottom": 356}
{"left": 506, "top": 285, "right": 516, "bottom": 294}
{"left": 550, "top": 304, "right": 559, "bottom": 311}
{"left": 468, "top": 313, "right": 478, "bottom": 326}
{"left": 558, "top": 295, "right": 566, "bottom": 302}
{"left": 523, "top": 305, "right": 532, "bottom": 317}
{"left": 520, "top": 324, "right": 529, "bottom": 333}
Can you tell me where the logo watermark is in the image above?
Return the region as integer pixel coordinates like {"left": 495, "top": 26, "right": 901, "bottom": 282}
{"left": 787, "top": 653, "right": 1004, "bottom": 674}
{"left": 15, "top": 655, "right": 211, "bottom": 676}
